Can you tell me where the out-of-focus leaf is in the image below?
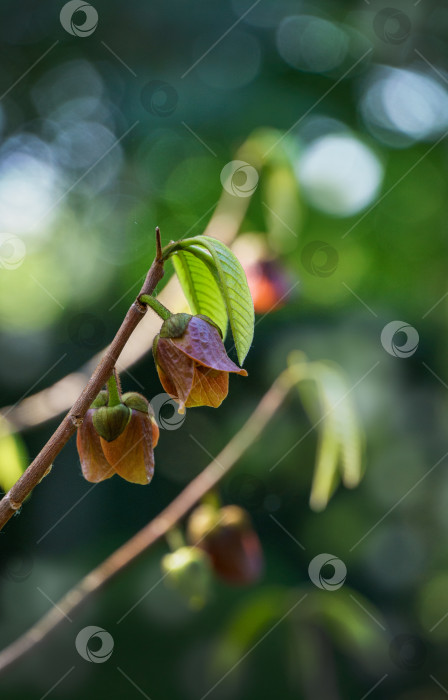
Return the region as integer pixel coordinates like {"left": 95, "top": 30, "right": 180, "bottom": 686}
{"left": 215, "top": 585, "right": 384, "bottom": 683}
{"left": 172, "top": 249, "right": 228, "bottom": 339}
{"left": 288, "top": 354, "right": 363, "bottom": 511}
{"left": 213, "top": 586, "right": 292, "bottom": 674}
{"left": 0, "top": 418, "right": 27, "bottom": 493}
{"left": 303, "top": 589, "right": 385, "bottom": 660}
{"left": 263, "top": 165, "right": 302, "bottom": 253}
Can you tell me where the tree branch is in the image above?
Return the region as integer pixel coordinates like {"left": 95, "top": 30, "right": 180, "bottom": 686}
{"left": 0, "top": 250, "right": 165, "bottom": 532}
{"left": 0, "top": 368, "right": 294, "bottom": 676}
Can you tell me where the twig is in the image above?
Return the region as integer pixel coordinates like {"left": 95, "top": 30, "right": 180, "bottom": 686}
{"left": 0, "top": 368, "right": 294, "bottom": 676}
{"left": 0, "top": 236, "right": 165, "bottom": 532}
{"left": 0, "top": 139, "right": 257, "bottom": 436}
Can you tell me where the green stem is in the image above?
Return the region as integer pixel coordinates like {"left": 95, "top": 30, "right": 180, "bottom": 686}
{"left": 139, "top": 294, "right": 172, "bottom": 321}
{"left": 107, "top": 371, "right": 122, "bottom": 407}
{"left": 201, "top": 490, "right": 221, "bottom": 511}
{"left": 166, "top": 527, "right": 185, "bottom": 552}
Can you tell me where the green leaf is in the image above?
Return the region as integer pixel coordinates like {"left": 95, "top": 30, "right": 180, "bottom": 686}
{"left": 304, "top": 588, "right": 385, "bottom": 659}
{"left": 214, "top": 587, "right": 292, "bottom": 674}
{"left": 289, "top": 355, "right": 363, "bottom": 511}
{"left": 172, "top": 249, "right": 228, "bottom": 339}
{"left": 263, "top": 164, "right": 302, "bottom": 253}
{"left": 179, "top": 236, "right": 254, "bottom": 365}
{"left": 0, "top": 419, "right": 27, "bottom": 494}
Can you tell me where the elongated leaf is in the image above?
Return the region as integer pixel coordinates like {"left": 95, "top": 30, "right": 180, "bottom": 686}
{"left": 305, "top": 588, "right": 385, "bottom": 658}
{"left": 182, "top": 236, "right": 254, "bottom": 365}
{"left": 290, "top": 355, "right": 363, "bottom": 511}
{"left": 263, "top": 164, "right": 301, "bottom": 253}
{"left": 172, "top": 250, "right": 228, "bottom": 339}
{"left": 214, "top": 587, "right": 292, "bottom": 673}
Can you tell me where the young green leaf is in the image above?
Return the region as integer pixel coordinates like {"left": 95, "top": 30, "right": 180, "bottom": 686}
{"left": 172, "top": 249, "right": 228, "bottom": 339}
{"left": 179, "top": 236, "right": 254, "bottom": 365}
{"left": 289, "top": 355, "right": 363, "bottom": 511}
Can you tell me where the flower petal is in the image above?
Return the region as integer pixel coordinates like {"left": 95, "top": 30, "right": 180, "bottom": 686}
{"left": 206, "top": 528, "right": 264, "bottom": 585}
{"left": 151, "top": 417, "right": 160, "bottom": 448}
{"left": 172, "top": 316, "right": 248, "bottom": 375}
{"left": 155, "top": 338, "right": 195, "bottom": 412}
{"left": 185, "top": 366, "right": 229, "bottom": 408}
{"left": 101, "top": 410, "right": 154, "bottom": 485}
{"left": 76, "top": 410, "right": 114, "bottom": 483}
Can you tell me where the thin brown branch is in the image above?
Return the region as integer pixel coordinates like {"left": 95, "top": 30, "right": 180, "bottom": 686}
{"left": 0, "top": 249, "right": 165, "bottom": 532}
{"left": 0, "top": 178, "right": 254, "bottom": 436}
{"left": 0, "top": 368, "right": 294, "bottom": 676}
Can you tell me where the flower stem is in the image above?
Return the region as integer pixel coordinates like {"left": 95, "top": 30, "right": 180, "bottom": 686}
{"left": 166, "top": 527, "right": 185, "bottom": 551}
{"left": 0, "top": 234, "right": 166, "bottom": 532}
{"left": 107, "top": 370, "right": 122, "bottom": 407}
{"left": 201, "top": 490, "right": 221, "bottom": 511}
{"left": 0, "top": 368, "right": 294, "bottom": 675}
{"left": 139, "top": 294, "right": 172, "bottom": 321}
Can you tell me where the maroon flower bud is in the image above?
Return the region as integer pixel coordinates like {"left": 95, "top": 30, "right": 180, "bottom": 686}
{"left": 153, "top": 314, "right": 248, "bottom": 412}
{"left": 76, "top": 392, "right": 159, "bottom": 485}
{"left": 246, "top": 260, "right": 293, "bottom": 314}
{"left": 187, "top": 504, "right": 264, "bottom": 586}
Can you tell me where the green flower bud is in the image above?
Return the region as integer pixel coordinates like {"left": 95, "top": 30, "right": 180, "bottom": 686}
{"left": 90, "top": 390, "right": 108, "bottom": 408}
{"left": 122, "top": 392, "right": 149, "bottom": 414}
{"left": 161, "top": 546, "right": 213, "bottom": 609}
{"left": 159, "top": 313, "right": 192, "bottom": 339}
{"left": 92, "top": 403, "right": 131, "bottom": 443}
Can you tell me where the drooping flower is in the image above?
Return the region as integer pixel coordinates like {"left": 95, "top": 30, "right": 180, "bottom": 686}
{"left": 153, "top": 314, "right": 247, "bottom": 412}
{"left": 187, "top": 504, "right": 264, "bottom": 585}
{"left": 76, "top": 391, "right": 159, "bottom": 485}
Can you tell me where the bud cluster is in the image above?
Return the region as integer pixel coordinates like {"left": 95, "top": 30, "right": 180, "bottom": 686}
{"left": 77, "top": 389, "right": 159, "bottom": 485}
